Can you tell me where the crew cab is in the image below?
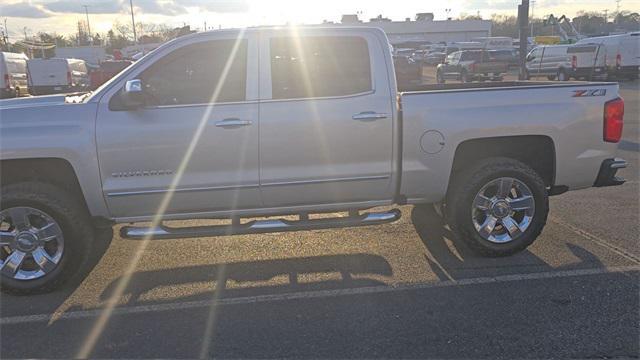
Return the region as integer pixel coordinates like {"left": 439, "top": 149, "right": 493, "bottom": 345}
{"left": 0, "top": 27, "right": 627, "bottom": 294}
{"left": 436, "top": 50, "right": 508, "bottom": 83}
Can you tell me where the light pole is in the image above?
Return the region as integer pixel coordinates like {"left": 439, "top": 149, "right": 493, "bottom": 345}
{"left": 129, "top": 0, "right": 137, "bottom": 44}
{"left": 82, "top": 5, "right": 92, "bottom": 44}
{"left": 530, "top": 0, "right": 535, "bottom": 37}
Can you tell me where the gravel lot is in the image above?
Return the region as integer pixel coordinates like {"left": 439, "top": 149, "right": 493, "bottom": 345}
{"left": 1, "top": 74, "right": 638, "bottom": 359}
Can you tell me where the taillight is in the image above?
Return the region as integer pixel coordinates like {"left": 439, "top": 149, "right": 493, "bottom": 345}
{"left": 616, "top": 54, "right": 621, "bottom": 68}
{"left": 572, "top": 55, "right": 577, "bottom": 69}
{"left": 3, "top": 74, "right": 9, "bottom": 89}
{"left": 67, "top": 71, "right": 72, "bottom": 85}
{"left": 604, "top": 97, "right": 624, "bottom": 143}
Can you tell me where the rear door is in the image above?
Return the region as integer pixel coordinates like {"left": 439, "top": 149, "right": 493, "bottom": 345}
{"left": 27, "top": 60, "right": 68, "bottom": 87}
{"left": 258, "top": 29, "right": 394, "bottom": 207}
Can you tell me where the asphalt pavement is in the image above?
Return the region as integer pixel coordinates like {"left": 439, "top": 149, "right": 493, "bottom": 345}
{"left": 1, "top": 76, "right": 638, "bottom": 359}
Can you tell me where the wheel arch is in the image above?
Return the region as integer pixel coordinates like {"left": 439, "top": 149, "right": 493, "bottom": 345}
{"left": 0, "top": 158, "right": 90, "bottom": 215}
{"left": 448, "top": 135, "right": 556, "bottom": 192}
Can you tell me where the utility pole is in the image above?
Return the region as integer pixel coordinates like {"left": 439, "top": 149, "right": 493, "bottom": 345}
{"left": 82, "top": 5, "right": 92, "bottom": 45}
{"left": 4, "top": 18, "right": 8, "bottom": 44}
{"left": 616, "top": 0, "right": 621, "bottom": 14}
{"left": 129, "top": 0, "right": 137, "bottom": 44}
{"left": 518, "top": 0, "right": 530, "bottom": 80}
{"left": 603, "top": 9, "right": 608, "bottom": 23}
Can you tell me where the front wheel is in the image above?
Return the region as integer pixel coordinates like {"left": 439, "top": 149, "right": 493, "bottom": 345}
{"left": 445, "top": 157, "right": 549, "bottom": 257}
{"left": 0, "top": 182, "right": 96, "bottom": 294}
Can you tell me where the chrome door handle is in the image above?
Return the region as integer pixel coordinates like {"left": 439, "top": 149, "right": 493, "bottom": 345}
{"left": 352, "top": 112, "right": 388, "bottom": 121}
{"left": 215, "top": 118, "right": 252, "bottom": 127}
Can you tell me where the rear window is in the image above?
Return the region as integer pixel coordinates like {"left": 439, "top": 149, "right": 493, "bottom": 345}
{"left": 461, "top": 51, "right": 482, "bottom": 61}
{"left": 6, "top": 60, "right": 26, "bottom": 73}
{"left": 568, "top": 46, "right": 598, "bottom": 53}
{"left": 270, "top": 36, "right": 372, "bottom": 100}
{"left": 69, "top": 61, "right": 87, "bottom": 73}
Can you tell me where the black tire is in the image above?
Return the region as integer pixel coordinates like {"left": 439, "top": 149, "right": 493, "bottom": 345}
{"left": 444, "top": 157, "right": 549, "bottom": 257}
{"left": 461, "top": 70, "right": 470, "bottom": 83}
{"left": 0, "top": 182, "right": 95, "bottom": 294}
{"left": 557, "top": 68, "right": 569, "bottom": 81}
{"left": 547, "top": 75, "right": 556, "bottom": 81}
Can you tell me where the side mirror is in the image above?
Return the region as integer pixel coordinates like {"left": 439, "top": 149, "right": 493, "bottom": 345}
{"left": 120, "top": 79, "right": 144, "bottom": 109}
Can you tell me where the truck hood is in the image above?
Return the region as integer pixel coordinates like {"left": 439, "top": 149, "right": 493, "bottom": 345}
{"left": 0, "top": 94, "right": 67, "bottom": 109}
{"left": 0, "top": 93, "right": 90, "bottom": 111}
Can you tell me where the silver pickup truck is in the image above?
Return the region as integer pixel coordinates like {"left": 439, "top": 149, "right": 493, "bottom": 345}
{"left": 0, "top": 27, "right": 627, "bottom": 294}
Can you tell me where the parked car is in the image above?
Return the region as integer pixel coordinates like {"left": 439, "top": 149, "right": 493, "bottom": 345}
{"left": 0, "top": 52, "right": 28, "bottom": 99}
{"left": 425, "top": 51, "right": 446, "bottom": 65}
{"left": 567, "top": 44, "right": 607, "bottom": 80}
{"left": 394, "top": 54, "right": 422, "bottom": 87}
{"left": 0, "top": 27, "right": 627, "bottom": 294}
{"left": 90, "top": 60, "right": 134, "bottom": 89}
{"left": 575, "top": 32, "right": 639, "bottom": 80}
{"left": 411, "top": 49, "right": 429, "bottom": 63}
{"left": 524, "top": 45, "right": 572, "bottom": 81}
{"left": 436, "top": 50, "right": 508, "bottom": 83}
{"left": 489, "top": 49, "right": 519, "bottom": 69}
{"left": 27, "top": 58, "right": 90, "bottom": 95}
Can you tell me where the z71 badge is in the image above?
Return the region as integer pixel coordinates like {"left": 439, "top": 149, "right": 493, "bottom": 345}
{"left": 572, "top": 89, "right": 607, "bottom": 97}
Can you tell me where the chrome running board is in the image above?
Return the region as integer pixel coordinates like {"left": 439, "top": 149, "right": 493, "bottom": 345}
{"left": 120, "top": 209, "right": 401, "bottom": 240}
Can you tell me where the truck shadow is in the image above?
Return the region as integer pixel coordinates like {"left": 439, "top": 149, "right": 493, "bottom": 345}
{"left": 98, "top": 253, "right": 393, "bottom": 306}
{"left": 410, "top": 205, "right": 605, "bottom": 281}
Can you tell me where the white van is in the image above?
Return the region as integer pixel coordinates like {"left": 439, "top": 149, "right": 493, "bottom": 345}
{"left": 575, "top": 32, "right": 639, "bottom": 80}
{"left": 567, "top": 44, "right": 607, "bottom": 80}
{"left": 27, "top": 58, "right": 90, "bottom": 95}
{"left": 525, "top": 45, "right": 572, "bottom": 80}
{"left": 472, "top": 37, "right": 514, "bottom": 50}
{"left": 0, "top": 52, "right": 29, "bottom": 99}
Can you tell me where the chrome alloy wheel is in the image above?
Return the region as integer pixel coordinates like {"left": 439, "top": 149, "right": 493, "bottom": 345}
{"left": 471, "top": 177, "right": 535, "bottom": 244}
{"left": 0, "top": 207, "right": 64, "bottom": 280}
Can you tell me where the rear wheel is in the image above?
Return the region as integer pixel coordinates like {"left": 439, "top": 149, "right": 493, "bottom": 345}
{"left": 445, "top": 157, "right": 549, "bottom": 257}
{"left": 557, "top": 69, "right": 569, "bottom": 81}
{"left": 0, "top": 182, "right": 95, "bottom": 294}
{"left": 547, "top": 75, "right": 556, "bottom": 81}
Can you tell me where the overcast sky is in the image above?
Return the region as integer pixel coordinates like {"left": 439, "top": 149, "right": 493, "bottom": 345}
{"left": 1, "top": 0, "right": 638, "bottom": 39}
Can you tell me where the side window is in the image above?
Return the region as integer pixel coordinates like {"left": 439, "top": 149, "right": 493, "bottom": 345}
{"left": 270, "top": 36, "right": 372, "bottom": 100}
{"left": 139, "top": 39, "right": 247, "bottom": 106}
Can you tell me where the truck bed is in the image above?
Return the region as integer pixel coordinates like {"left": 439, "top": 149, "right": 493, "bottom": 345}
{"left": 399, "top": 81, "right": 612, "bottom": 93}
{"left": 397, "top": 80, "right": 621, "bottom": 203}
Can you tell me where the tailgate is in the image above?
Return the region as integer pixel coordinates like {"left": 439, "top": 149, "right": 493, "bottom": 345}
{"left": 28, "top": 62, "right": 69, "bottom": 86}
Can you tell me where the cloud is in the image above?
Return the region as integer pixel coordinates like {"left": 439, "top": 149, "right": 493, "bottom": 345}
{"left": 37, "top": 0, "right": 249, "bottom": 16}
{"left": 43, "top": 0, "right": 124, "bottom": 14}
{"left": 0, "top": 2, "right": 52, "bottom": 18}
{"left": 182, "top": 0, "right": 249, "bottom": 13}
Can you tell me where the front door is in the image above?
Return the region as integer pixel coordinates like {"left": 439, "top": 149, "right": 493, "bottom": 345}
{"left": 96, "top": 33, "right": 261, "bottom": 219}
{"left": 258, "top": 30, "right": 395, "bottom": 208}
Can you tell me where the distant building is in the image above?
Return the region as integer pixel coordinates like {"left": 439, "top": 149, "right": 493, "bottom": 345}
{"left": 339, "top": 13, "right": 492, "bottom": 46}
{"left": 55, "top": 46, "right": 107, "bottom": 66}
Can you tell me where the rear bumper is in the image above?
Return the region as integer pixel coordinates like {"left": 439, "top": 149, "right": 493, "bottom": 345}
{"left": 594, "top": 158, "right": 627, "bottom": 187}
{"left": 0, "top": 88, "right": 16, "bottom": 99}
{"left": 28, "top": 85, "right": 72, "bottom": 96}
{"left": 572, "top": 67, "right": 607, "bottom": 79}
